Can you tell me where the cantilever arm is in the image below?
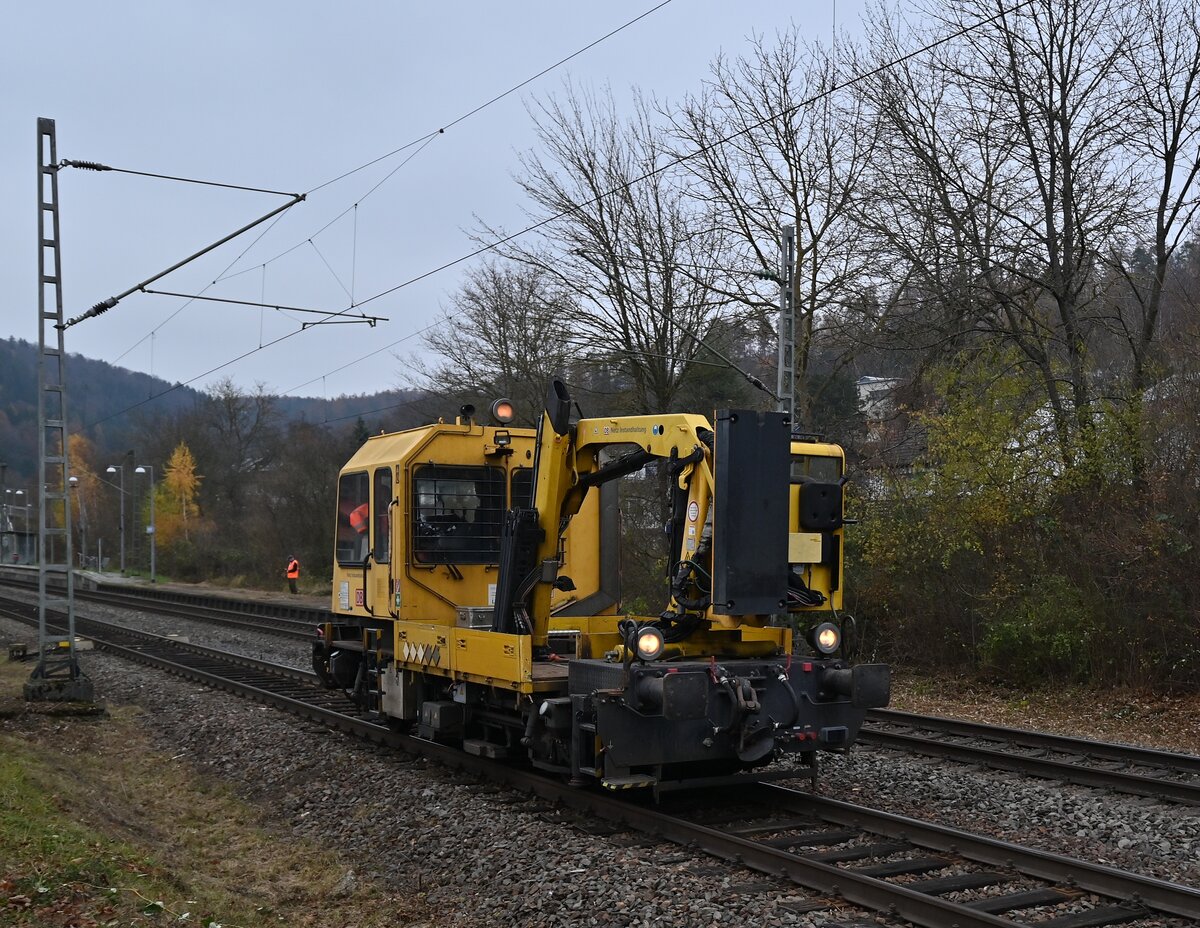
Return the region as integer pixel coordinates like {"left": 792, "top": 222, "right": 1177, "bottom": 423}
{"left": 61, "top": 193, "right": 305, "bottom": 329}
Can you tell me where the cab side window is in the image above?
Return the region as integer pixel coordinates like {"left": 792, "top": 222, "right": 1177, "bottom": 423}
{"left": 511, "top": 467, "right": 533, "bottom": 508}
{"left": 791, "top": 454, "right": 844, "bottom": 531}
{"left": 374, "top": 467, "right": 392, "bottom": 563}
{"left": 411, "top": 465, "right": 505, "bottom": 564}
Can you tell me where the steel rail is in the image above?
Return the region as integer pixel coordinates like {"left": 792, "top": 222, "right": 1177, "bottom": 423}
{"left": 78, "top": 587, "right": 314, "bottom": 640}
{"left": 0, "top": 595, "right": 318, "bottom": 684}
{"left": 868, "top": 708, "right": 1200, "bottom": 774}
{"left": 859, "top": 728, "right": 1200, "bottom": 805}
{"left": 0, "top": 571, "right": 317, "bottom": 639}
{"left": 754, "top": 785, "right": 1200, "bottom": 920}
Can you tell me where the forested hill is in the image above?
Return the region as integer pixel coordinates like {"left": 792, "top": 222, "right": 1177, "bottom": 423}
{"left": 0, "top": 337, "right": 417, "bottom": 483}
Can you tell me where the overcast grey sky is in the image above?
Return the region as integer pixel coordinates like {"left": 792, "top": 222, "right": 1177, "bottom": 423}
{"left": 1, "top": 1, "right": 868, "bottom": 409}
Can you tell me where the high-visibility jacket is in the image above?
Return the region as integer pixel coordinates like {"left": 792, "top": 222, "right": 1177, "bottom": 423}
{"left": 349, "top": 503, "right": 369, "bottom": 534}
{"left": 286, "top": 558, "right": 300, "bottom": 579}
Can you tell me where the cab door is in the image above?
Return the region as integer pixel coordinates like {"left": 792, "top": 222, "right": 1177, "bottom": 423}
{"left": 332, "top": 467, "right": 393, "bottom": 616}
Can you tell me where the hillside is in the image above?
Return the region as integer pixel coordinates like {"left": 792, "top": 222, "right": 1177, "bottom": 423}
{"left": 0, "top": 337, "right": 418, "bottom": 484}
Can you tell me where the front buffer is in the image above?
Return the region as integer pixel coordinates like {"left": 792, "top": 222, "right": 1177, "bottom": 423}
{"left": 561, "top": 656, "right": 890, "bottom": 791}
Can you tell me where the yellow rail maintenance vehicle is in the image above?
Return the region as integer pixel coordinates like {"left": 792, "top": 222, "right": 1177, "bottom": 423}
{"left": 313, "top": 379, "right": 889, "bottom": 792}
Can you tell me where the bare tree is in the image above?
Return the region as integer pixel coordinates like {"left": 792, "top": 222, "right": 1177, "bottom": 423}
{"left": 481, "top": 83, "right": 742, "bottom": 414}
{"left": 414, "top": 261, "right": 580, "bottom": 425}
{"left": 672, "top": 30, "right": 880, "bottom": 423}
{"left": 199, "top": 378, "right": 281, "bottom": 513}
{"left": 1108, "top": 0, "right": 1200, "bottom": 398}
{"left": 858, "top": 0, "right": 1138, "bottom": 466}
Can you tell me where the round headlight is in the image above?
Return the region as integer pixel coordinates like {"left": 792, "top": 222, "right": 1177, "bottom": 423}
{"left": 811, "top": 621, "right": 840, "bottom": 655}
{"left": 490, "top": 398, "right": 515, "bottom": 424}
{"left": 635, "top": 626, "right": 665, "bottom": 661}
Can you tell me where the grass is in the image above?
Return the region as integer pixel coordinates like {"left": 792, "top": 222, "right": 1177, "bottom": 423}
{"left": 0, "top": 658, "right": 434, "bottom": 927}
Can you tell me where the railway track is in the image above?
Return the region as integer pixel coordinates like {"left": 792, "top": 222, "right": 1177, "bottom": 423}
{"left": 0, "top": 569, "right": 321, "bottom": 640}
{"left": 861, "top": 709, "right": 1200, "bottom": 805}
{"left": 3, "top": 591, "right": 1197, "bottom": 928}
{"left": 6, "top": 570, "right": 1199, "bottom": 810}
{"left": 665, "top": 786, "right": 1200, "bottom": 925}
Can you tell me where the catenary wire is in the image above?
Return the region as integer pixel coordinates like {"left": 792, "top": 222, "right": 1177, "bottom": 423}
{"left": 85, "top": 0, "right": 1031, "bottom": 426}
{"left": 111, "top": 206, "right": 297, "bottom": 364}
{"left": 215, "top": 133, "right": 441, "bottom": 285}
{"left": 85, "top": 326, "right": 313, "bottom": 428}
{"left": 349, "top": 0, "right": 1039, "bottom": 313}
{"left": 108, "top": 0, "right": 645, "bottom": 358}
{"left": 88, "top": 2, "right": 678, "bottom": 414}
{"left": 111, "top": 56, "right": 431, "bottom": 352}
{"left": 214, "top": 0, "right": 675, "bottom": 285}
{"left": 242, "top": 0, "right": 1042, "bottom": 402}
{"left": 212, "top": 0, "right": 673, "bottom": 284}
{"left": 302, "top": 0, "right": 675, "bottom": 197}
{"left": 282, "top": 319, "right": 442, "bottom": 394}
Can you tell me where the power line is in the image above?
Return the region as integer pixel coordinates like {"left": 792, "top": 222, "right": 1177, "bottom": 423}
{"left": 105, "top": 124, "right": 435, "bottom": 360}
{"left": 349, "top": 0, "right": 1039, "bottom": 312}
{"left": 84, "top": 325, "right": 310, "bottom": 428}
{"left": 302, "top": 0, "right": 675, "bottom": 198}
{"left": 277, "top": 264, "right": 772, "bottom": 398}
{"left": 85, "top": 271, "right": 400, "bottom": 427}
{"left": 212, "top": 2, "right": 674, "bottom": 286}
{"left": 281, "top": 318, "right": 441, "bottom": 394}
{"left": 214, "top": 132, "right": 441, "bottom": 286}
{"left": 322, "top": 394, "right": 429, "bottom": 426}
{"left": 61, "top": 193, "right": 304, "bottom": 329}
{"left": 83, "top": 0, "right": 1032, "bottom": 427}
{"left": 111, "top": 206, "right": 298, "bottom": 364}
{"left": 81, "top": 3, "right": 678, "bottom": 424}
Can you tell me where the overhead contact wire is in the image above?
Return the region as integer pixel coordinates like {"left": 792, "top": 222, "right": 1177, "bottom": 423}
{"left": 350, "top": 0, "right": 1039, "bottom": 312}
{"left": 282, "top": 319, "right": 440, "bottom": 394}
{"left": 275, "top": 0, "right": 1039, "bottom": 400}
{"left": 302, "top": 0, "right": 675, "bottom": 197}
{"left": 110, "top": 204, "right": 297, "bottom": 364}
{"left": 88, "top": 2, "right": 679, "bottom": 421}
{"left": 215, "top": 132, "right": 439, "bottom": 285}
{"left": 85, "top": 326, "right": 312, "bottom": 428}
{"left": 212, "top": 0, "right": 673, "bottom": 284}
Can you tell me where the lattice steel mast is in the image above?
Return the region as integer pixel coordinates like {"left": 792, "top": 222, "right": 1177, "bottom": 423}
{"left": 26, "top": 116, "right": 94, "bottom": 702}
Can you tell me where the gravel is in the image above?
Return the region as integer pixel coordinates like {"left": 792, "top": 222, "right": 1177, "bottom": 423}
{"left": 814, "top": 747, "right": 1200, "bottom": 887}
{"left": 3, "top": 594, "right": 1199, "bottom": 926}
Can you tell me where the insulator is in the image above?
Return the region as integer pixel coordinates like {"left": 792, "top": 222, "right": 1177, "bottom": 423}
{"left": 64, "top": 160, "right": 111, "bottom": 171}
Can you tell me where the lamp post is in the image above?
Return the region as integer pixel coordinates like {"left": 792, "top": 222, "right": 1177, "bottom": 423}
{"left": 0, "top": 462, "right": 6, "bottom": 560}
{"left": 135, "top": 465, "right": 155, "bottom": 583}
{"left": 106, "top": 464, "right": 125, "bottom": 575}
{"left": 18, "top": 495, "right": 30, "bottom": 563}
{"left": 68, "top": 476, "right": 88, "bottom": 569}
{"left": 5, "top": 489, "right": 25, "bottom": 563}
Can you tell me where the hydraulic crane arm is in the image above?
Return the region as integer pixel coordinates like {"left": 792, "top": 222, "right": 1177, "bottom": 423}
{"left": 494, "top": 379, "right": 790, "bottom": 652}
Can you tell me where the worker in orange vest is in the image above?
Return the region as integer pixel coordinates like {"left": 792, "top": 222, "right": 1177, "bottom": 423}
{"left": 286, "top": 555, "right": 300, "bottom": 594}
{"left": 348, "top": 502, "right": 370, "bottom": 560}
{"left": 349, "top": 503, "right": 369, "bottom": 535}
